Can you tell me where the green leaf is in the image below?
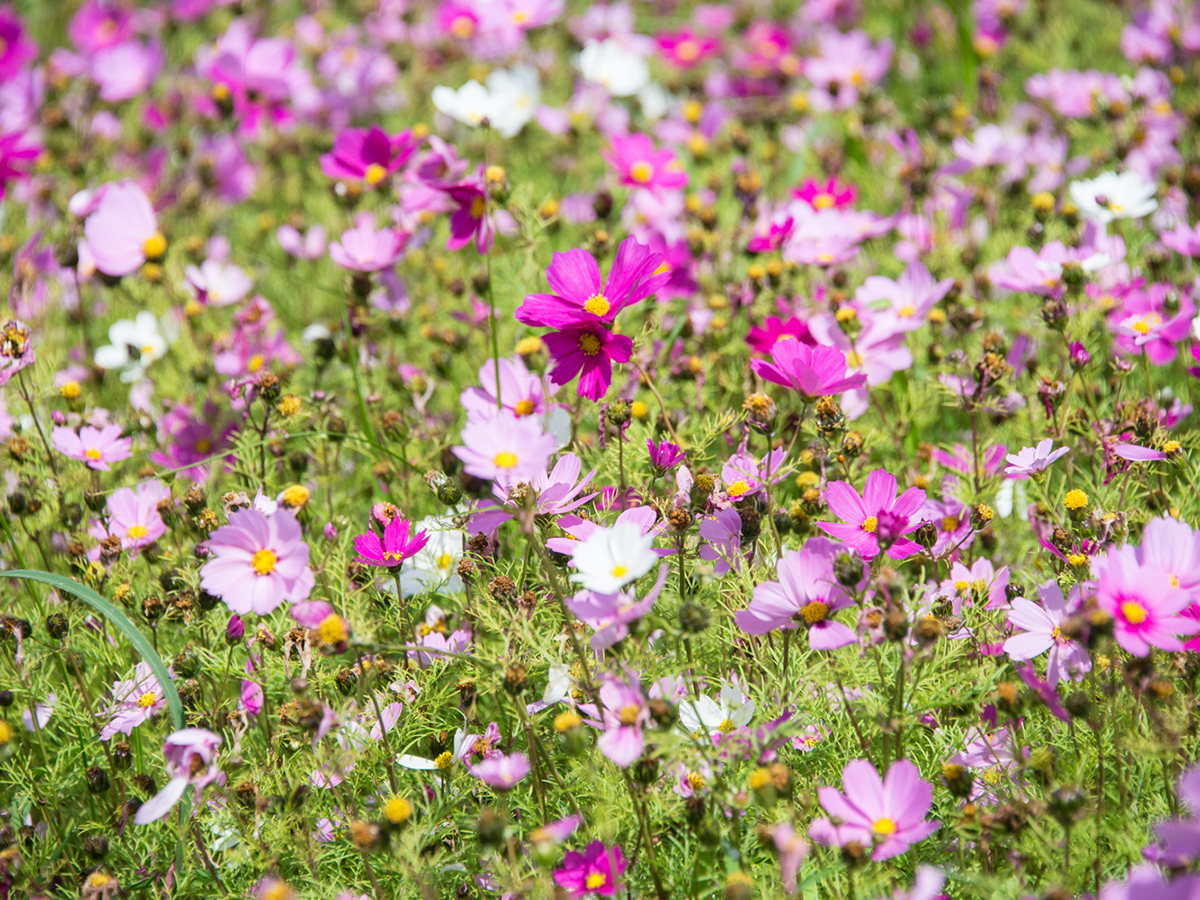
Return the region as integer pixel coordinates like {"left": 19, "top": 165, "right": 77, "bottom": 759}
{"left": 0, "top": 569, "right": 184, "bottom": 730}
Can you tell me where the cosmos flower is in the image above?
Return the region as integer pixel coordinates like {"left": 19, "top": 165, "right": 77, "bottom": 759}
{"left": 93, "top": 311, "right": 170, "bottom": 383}
{"left": 1003, "top": 580, "right": 1092, "bottom": 685}
{"left": 603, "top": 132, "right": 688, "bottom": 192}
{"left": 89, "top": 481, "right": 171, "bottom": 559}
{"left": 1003, "top": 439, "right": 1070, "bottom": 478}
{"left": 1092, "top": 543, "right": 1199, "bottom": 656}
{"left": 542, "top": 322, "right": 633, "bottom": 401}
{"left": 1069, "top": 170, "right": 1158, "bottom": 224}
{"left": 578, "top": 39, "right": 648, "bottom": 96}
{"left": 354, "top": 517, "right": 430, "bottom": 569}
{"left": 569, "top": 520, "right": 658, "bottom": 595}
{"left": 329, "top": 220, "right": 405, "bottom": 272}
{"left": 200, "top": 508, "right": 315, "bottom": 616}
{"left": 84, "top": 182, "right": 165, "bottom": 277}
{"left": 467, "top": 751, "right": 530, "bottom": 790}
{"left": 453, "top": 410, "right": 557, "bottom": 488}
{"left": 134, "top": 728, "right": 222, "bottom": 824}
{"left": 51, "top": 423, "right": 132, "bottom": 471}
{"left": 554, "top": 841, "right": 628, "bottom": 897}
{"left": 817, "top": 470, "right": 927, "bottom": 561}
{"left": 751, "top": 341, "right": 868, "bottom": 398}
{"left": 99, "top": 662, "right": 171, "bottom": 740}
{"left": 320, "top": 125, "right": 416, "bottom": 186}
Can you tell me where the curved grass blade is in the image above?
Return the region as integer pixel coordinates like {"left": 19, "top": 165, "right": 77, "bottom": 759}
{"left": 0, "top": 569, "right": 184, "bottom": 730}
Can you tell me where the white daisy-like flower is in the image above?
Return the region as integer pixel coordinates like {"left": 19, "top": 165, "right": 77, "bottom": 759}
{"left": 569, "top": 520, "right": 657, "bottom": 595}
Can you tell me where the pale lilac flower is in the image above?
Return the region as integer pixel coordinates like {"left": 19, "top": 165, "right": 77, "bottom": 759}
{"left": 1003, "top": 438, "right": 1069, "bottom": 478}
{"left": 277, "top": 224, "right": 327, "bottom": 259}
{"left": 809, "top": 759, "right": 940, "bottom": 860}
{"left": 1004, "top": 580, "right": 1091, "bottom": 685}
{"left": 771, "top": 824, "right": 810, "bottom": 895}
{"left": 134, "top": 728, "right": 222, "bottom": 824}
{"left": 566, "top": 563, "right": 668, "bottom": 650}
{"left": 699, "top": 507, "right": 743, "bottom": 575}
{"left": 200, "top": 508, "right": 315, "bottom": 616}
{"left": 596, "top": 678, "right": 648, "bottom": 767}
{"left": 100, "top": 662, "right": 170, "bottom": 740}
{"left": 329, "top": 220, "right": 404, "bottom": 272}
{"left": 88, "top": 480, "right": 171, "bottom": 559}
{"left": 453, "top": 410, "right": 557, "bottom": 488}
{"left": 52, "top": 424, "right": 131, "bottom": 471}
{"left": 468, "top": 751, "right": 530, "bottom": 790}
{"left": 84, "top": 182, "right": 164, "bottom": 277}
{"left": 185, "top": 259, "right": 253, "bottom": 307}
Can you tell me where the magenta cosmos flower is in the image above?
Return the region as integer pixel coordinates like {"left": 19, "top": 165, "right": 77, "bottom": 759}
{"left": 200, "top": 508, "right": 314, "bottom": 616}
{"left": 655, "top": 30, "right": 720, "bottom": 68}
{"left": 0, "top": 6, "right": 36, "bottom": 80}
{"left": 554, "top": 841, "right": 627, "bottom": 897}
{"left": 0, "top": 131, "right": 39, "bottom": 202}
{"left": 603, "top": 132, "right": 688, "bottom": 192}
{"left": 320, "top": 125, "right": 417, "bottom": 186}
{"left": 52, "top": 424, "right": 132, "bottom": 471}
{"left": 817, "top": 470, "right": 927, "bottom": 561}
{"left": 84, "top": 182, "right": 166, "bottom": 277}
{"left": 809, "top": 759, "right": 940, "bottom": 861}
{"left": 793, "top": 177, "right": 857, "bottom": 210}
{"left": 543, "top": 322, "right": 632, "bottom": 401}
{"left": 443, "top": 173, "right": 493, "bottom": 254}
{"left": 1093, "top": 544, "right": 1199, "bottom": 656}
{"left": 134, "top": 728, "right": 222, "bottom": 824}
{"left": 354, "top": 517, "right": 430, "bottom": 569}
{"left": 329, "top": 220, "right": 405, "bottom": 272}
{"left": 515, "top": 237, "right": 669, "bottom": 330}
{"left": 735, "top": 538, "right": 857, "bottom": 650}
{"left": 751, "top": 341, "right": 867, "bottom": 399}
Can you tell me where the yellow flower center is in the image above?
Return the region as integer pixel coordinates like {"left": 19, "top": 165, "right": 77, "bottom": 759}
{"left": 942, "top": 516, "right": 960, "bottom": 532}
{"left": 800, "top": 601, "right": 829, "bottom": 624}
{"left": 861, "top": 516, "right": 878, "bottom": 533}
{"left": 586, "top": 873, "right": 607, "bottom": 890}
{"left": 514, "top": 399, "right": 535, "bottom": 416}
{"left": 248, "top": 354, "right": 265, "bottom": 372}
{"left": 382, "top": 797, "right": 412, "bottom": 824}
{"left": 85, "top": 447, "right": 103, "bottom": 460}
{"left": 60, "top": 381, "right": 81, "bottom": 399}
{"left": 511, "top": 8, "right": 529, "bottom": 22}
{"left": 1063, "top": 489, "right": 1088, "bottom": 510}
{"left": 1051, "top": 625, "right": 1061, "bottom": 640}
{"left": 619, "top": 704, "right": 641, "bottom": 725}
{"left": 142, "top": 232, "right": 167, "bottom": 260}
{"left": 630, "top": 161, "right": 654, "bottom": 184}
{"left": 435, "top": 751, "right": 454, "bottom": 769}
{"left": 578, "top": 333, "right": 601, "bottom": 356}
{"left": 687, "top": 770, "right": 706, "bottom": 790}
{"left": 726, "top": 479, "right": 751, "bottom": 498}
{"left": 954, "top": 580, "right": 969, "bottom": 594}
{"left": 450, "top": 16, "right": 474, "bottom": 38}
{"left": 845, "top": 350, "right": 863, "bottom": 368}
{"left": 873, "top": 817, "right": 897, "bottom": 835}
{"left": 676, "top": 39, "right": 699, "bottom": 61}
{"left": 436, "top": 552, "right": 454, "bottom": 570}
{"left": 127, "top": 524, "right": 148, "bottom": 539}
{"left": 718, "top": 718, "right": 736, "bottom": 733}
{"left": 611, "top": 565, "right": 627, "bottom": 578}
{"left": 470, "top": 196, "right": 486, "bottom": 219}
{"left": 812, "top": 192, "right": 835, "bottom": 210}
{"left": 196, "top": 438, "right": 212, "bottom": 453}
{"left": 1132, "top": 314, "right": 1161, "bottom": 335}
{"left": 364, "top": 163, "right": 387, "bottom": 185}
{"left": 898, "top": 305, "right": 916, "bottom": 318}
{"left": 583, "top": 294, "right": 611, "bottom": 316}
{"left": 1066, "top": 553, "right": 1088, "bottom": 566}
{"left": 317, "top": 614, "right": 349, "bottom": 645}
{"left": 136, "top": 691, "right": 158, "bottom": 708}
{"left": 281, "top": 485, "right": 310, "bottom": 508}
{"left": 252, "top": 548, "right": 277, "bottom": 575}
{"left": 1121, "top": 601, "right": 1148, "bottom": 625}
{"left": 494, "top": 451, "right": 518, "bottom": 469}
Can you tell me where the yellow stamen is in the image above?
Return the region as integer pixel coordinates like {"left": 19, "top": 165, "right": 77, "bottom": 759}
{"left": 126, "top": 524, "right": 148, "bottom": 539}
{"left": 514, "top": 399, "right": 535, "bottom": 416}
{"left": 873, "top": 817, "right": 896, "bottom": 835}
{"left": 142, "top": 232, "right": 167, "bottom": 260}
{"left": 85, "top": 447, "right": 103, "bottom": 461}
{"left": 583, "top": 294, "right": 611, "bottom": 316}
{"left": 861, "top": 516, "right": 878, "bottom": 533}
{"left": 494, "top": 451, "right": 518, "bottom": 468}
{"left": 364, "top": 163, "right": 387, "bottom": 185}
{"left": 578, "top": 334, "right": 601, "bottom": 356}
{"left": 252, "top": 548, "right": 277, "bottom": 575}
{"left": 630, "top": 161, "right": 654, "bottom": 184}
{"left": 1121, "top": 601, "right": 1148, "bottom": 625}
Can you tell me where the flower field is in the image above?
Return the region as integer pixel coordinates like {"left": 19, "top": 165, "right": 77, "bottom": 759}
{"left": 2, "top": 0, "right": 1200, "bottom": 898}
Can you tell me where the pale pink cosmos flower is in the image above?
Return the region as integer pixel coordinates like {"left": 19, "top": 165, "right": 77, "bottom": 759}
{"left": 453, "top": 410, "right": 557, "bottom": 489}
{"left": 1004, "top": 438, "right": 1069, "bottom": 478}
{"left": 460, "top": 355, "right": 555, "bottom": 421}
{"left": 185, "top": 259, "right": 253, "bottom": 307}
{"left": 52, "top": 423, "right": 131, "bottom": 471}
{"left": 134, "top": 728, "right": 222, "bottom": 824}
{"left": 595, "top": 677, "right": 648, "bottom": 768}
{"left": 277, "top": 224, "right": 327, "bottom": 259}
{"left": 200, "top": 508, "right": 315, "bottom": 616}
{"left": 1004, "top": 580, "right": 1091, "bottom": 685}
{"left": 809, "top": 758, "right": 940, "bottom": 860}
{"left": 1094, "top": 544, "right": 1200, "bottom": 656}
{"left": 91, "top": 40, "right": 162, "bottom": 102}
{"left": 854, "top": 261, "right": 954, "bottom": 333}
{"left": 99, "top": 661, "right": 171, "bottom": 740}
{"left": 329, "top": 219, "right": 404, "bottom": 272}
{"left": 468, "top": 751, "right": 530, "bottom": 790}
{"left": 473, "top": 452, "right": 598, "bottom": 534}
{"left": 565, "top": 563, "right": 668, "bottom": 651}
{"left": 84, "top": 182, "right": 165, "bottom": 277}
{"left": 88, "top": 480, "right": 171, "bottom": 559}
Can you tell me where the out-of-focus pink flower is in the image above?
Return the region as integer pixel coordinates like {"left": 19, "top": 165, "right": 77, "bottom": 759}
{"left": 320, "top": 125, "right": 417, "bottom": 186}
{"left": 329, "top": 220, "right": 405, "bottom": 272}
{"left": 604, "top": 133, "right": 688, "bottom": 192}
{"left": 52, "top": 424, "right": 132, "bottom": 471}
{"left": 84, "top": 182, "right": 165, "bottom": 277}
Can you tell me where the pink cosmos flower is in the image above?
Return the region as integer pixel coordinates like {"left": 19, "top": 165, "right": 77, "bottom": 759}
{"left": 1093, "top": 544, "right": 1199, "bottom": 656}
{"left": 1003, "top": 438, "right": 1069, "bottom": 478}
{"left": 185, "top": 259, "right": 253, "bottom": 307}
{"left": 736, "top": 538, "right": 857, "bottom": 649}
{"left": 0, "top": 6, "right": 36, "bottom": 80}
{"left": 472, "top": 452, "right": 598, "bottom": 534}
{"left": 543, "top": 322, "right": 633, "bottom": 401}
{"left": 200, "top": 508, "right": 315, "bottom": 616}
{"left": 516, "top": 237, "right": 669, "bottom": 330}
{"left": 751, "top": 341, "right": 867, "bottom": 398}
{"left": 1161, "top": 221, "right": 1200, "bottom": 257}
{"left": 453, "top": 410, "right": 556, "bottom": 488}
{"left": 134, "top": 728, "right": 222, "bottom": 824}
{"left": 467, "top": 751, "right": 530, "bottom": 790}
{"left": 698, "top": 507, "right": 743, "bottom": 575}
{"left": 771, "top": 824, "right": 810, "bottom": 895}
{"left": 460, "top": 355, "right": 554, "bottom": 421}
{"left": 99, "top": 662, "right": 171, "bottom": 740}
{"left": 1108, "top": 281, "right": 1196, "bottom": 365}
{"left": 69, "top": 1, "right": 134, "bottom": 54}
{"left": 603, "top": 132, "right": 688, "bottom": 192}
{"left": 793, "top": 177, "right": 857, "bottom": 210}
{"left": 545, "top": 506, "right": 666, "bottom": 560}
{"left": 596, "top": 678, "right": 648, "bottom": 767}
{"left": 329, "top": 220, "right": 405, "bottom": 272}
{"left": 0, "top": 130, "right": 40, "bottom": 202}
{"left": 1004, "top": 580, "right": 1091, "bottom": 685}
{"left": 277, "top": 224, "right": 327, "bottom": 259}
{"left": 656, "top": 30, "right": 719, "bottom": 68}
{"left": 443, "top": 172, "right": 494, "bottom": 254}
{"left": 1137, "top": 516, "right": 1200, "bottom": 597}
{"left": 804, "top": 30, "right": 893, "bottom": 109}
{"left": 745, "top": 317, "right": 814, "bottom": 355}
{"left": 553, "top": 841, "right": 627, "bottom": 897}
{"left": 809, "top": 759, "right": 940, "bottom": 861}
{"left": 566, "top": 563, "right": 668, "bottom": 651}
{"left": 52, "top": 423, "right": 132, "bottom": 471}
{"left": 320, "top": 125, "right": 417, "bottom": 186}
{"left": 854, "top": 262, "right": 953, "bottom": 333}
{"left": 92, "top": 41, "right": 163, "bottom": 102}
{"left": 89, "top": 481, "right": 171, "bottom": 559}
{"left": 84, "top": 182, "right": 165, "bottom": 277}
{"left": 817, "top": 470, "right": 927, "bottom": 561}
{"left": 354, "top": 517, "right": 430, "bottom": 568}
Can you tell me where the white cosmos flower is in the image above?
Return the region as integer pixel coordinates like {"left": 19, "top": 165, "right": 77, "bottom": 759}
{"left": 578, "top": 39, "right": 649, "bottom": 97}
{"left": 399, "top": 516, "right": 466, "bottom": 598}
{"left": 1068, "top": 170, "right": 1158, "bottom": 224}
{"left": 485, "top": 65, "right": 540, "bottom": 138}
{"left": 94, "top": 311, "right": 171, "bottom": 383}
{"left": 569, "top": 520, "right": 657, "bottom": 595}
{"left": 432, "top": 79, "right": 492, "bottom": 128}
{"left": 678, "top": 682, "right": 756, "bottom": 735}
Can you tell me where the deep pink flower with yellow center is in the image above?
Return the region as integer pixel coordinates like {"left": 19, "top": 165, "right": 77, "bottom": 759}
{"left": 656, "top": 30, "right": 720, "bottom": 68}
{"left": 603, "top": 132, "right": 688, "bottom": 193}
{"left": 516, "top": 236, "right": 669, "bottom": 330}
{"left": 320, "top": 125, "right": 417, "bottom": 187}
{"left": 542, "top": 322, "right": 633, "bottom": 401}
{"left": 1093, "top": 544, "right": 1199, "bottom": 656}
{"left": 751, "top": 340, "right": 867, "bottom": 398}
{"left": 793, "top": 177, "right": 857, "bottom": 210}
{"left": 354, "top": 516, "right": 430, "bottom": 569}
{"left": 816, "top": 470, "right": 927, "bottom": 561}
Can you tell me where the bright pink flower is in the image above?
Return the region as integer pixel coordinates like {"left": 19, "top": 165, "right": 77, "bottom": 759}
{"left": 1108, "top": 281, "right": 1196, "bottom": 365}
{"left": 793, "top": 177, "right": 857, "bottom": 210}
{"left": 603, "top": 132, "right": 688, "bottom": 192}
{"left": 329, "top": 220, "right": 405, "bottom": 272}
{"left": 52, "top": 423, "right": 132, "bottom": 471}
{"left": 443, "top": 172, "right": 493, "bottom": 254}
{"left": 596, "top": 678, "right": 648, "bottom": 767}
{"left": 354, "top": 517, "right": 430, "bottom": 568}
{"left": 543, "top": 322, "right": 633, "bottom": 401}
{"left": 751, "top": 341, "right": 867, "bottom": 398}
{"left": 554, "top": 841, "right": 627, "bottom": 897}
{"left": 736, "top": 538, "right": 857, "bottom": 649}
{"left": 809, "top": 759, "right": 939, "bottom": 860}
{"left": 656, "top": 30, "right": 719, "bottom": 68}
{"left": 745, "top": 317, "right": 814, "bottom": 355}
{"left": 200, "top": 508, "right": 314, "bottom": 616}
{"left": 516, "top": 236, "right": 668, "bottom": 330}
{"left": 1093, "top": 544, "right": 1199, "bottom": 656}
{"left": 817, "top": 470, "right": 927, "bottom": 561}
{"left": 84, "top": 182, "right": 164, "bottom": 277}
{"left": 69, "top": 1, "right": 134, "bottom": 54}
{"left": 320, "top": 125, "right": 416, "bottom": 186}
{"left": 0, "top": 6, "right": 36, "bottom": 80}
{"left": 0, "top": 130, "right": 39, "bottom": 201}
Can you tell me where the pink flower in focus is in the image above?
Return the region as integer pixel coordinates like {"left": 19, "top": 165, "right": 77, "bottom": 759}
{"left": 543, "top": 322, "right": 633, "bottom": 401}
{"left": 99, "top": 661, "right": 171, "bottom": 740}
{"left": 453, "top": 411, "right": 556, "bottom": 488}
{"left": 89, "top": 481, "right": 171, "bottom": 558}
{"left": 751, "top": 341, "right": 867, "bottom": 398}
{"left": 553, "top": 841, "right": 627, "bottom": 897}
{"left": 817, "top": 470, "right": 927, "bottom": 561}
{"left": 200, "top": 508, "right": 315, "bottom": 616}
{"left": 1093, "top": 544, "right": 1199, "bottom": 656}
{"left": 1004, "top": 580, "right": 1091, "bottom": 685}
{"left": 52, "top": 423, "right": 132, "bottom": 471}
{"left": 354, "top": 517, "right": 430, "bottom": 569}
